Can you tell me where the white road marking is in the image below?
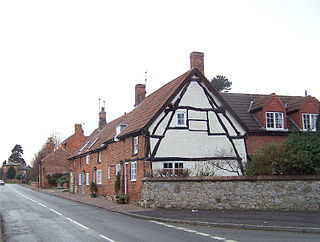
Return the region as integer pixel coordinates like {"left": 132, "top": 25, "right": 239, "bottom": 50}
{"left": 195, "top": 232, "right": 211, "bottom": 237}
{"left": 212, "top": 236, "right": 227, "bottom": 240}
{"left": 37, "top": 202, "right": 47, "bottom": 207}
{"left": 66, "top": 217, "right": 89, "bottom": 230}
{"left": 49, "top": 208, "right": 62, "bottom": 216}
{"left": 149, "top": 220, "right": 238, "bottom": 242}
{"left": 99, "top": 234, "right": 116, "bottom": 242}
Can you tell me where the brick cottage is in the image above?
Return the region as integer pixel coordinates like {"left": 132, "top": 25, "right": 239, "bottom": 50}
{"left": 39, "top": 124, "right": 86, "bottom": 188}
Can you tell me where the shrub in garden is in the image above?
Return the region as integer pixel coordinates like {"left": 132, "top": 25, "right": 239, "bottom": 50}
{"left": 246, "top": 132, "right": 320, "bottom": 176}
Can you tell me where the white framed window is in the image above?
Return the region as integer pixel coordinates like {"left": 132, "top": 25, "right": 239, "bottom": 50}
{"left": 266, "top": 112, "right": 284, "bottom": 130}
{"left": 133, "top": 136, "right": 138, "bottom": 155}
{"left": 97, "top": 169, "right": 102, "bottom": 184}
{"left": 107, "top": 167, "right": 111, "bottom": 180}
{"left": 130, "top": 161, "right": 137, "bottom": 181}
{"left": 163, "top": 162, "right": 184, "bottom": 170}
{"left": 78, "top": 173, "right": 81, "bottom": 185}
{"left": 176, "top": 111, "right": 187, "bottom": 127}
{"left": 86, "top": 154, "right": 90, "bottom": 164}
{"left": 302, "top": 113, "right": 318, "bottom": 131}
{"left": 86, "top": 173, "right": 89, "bottom": 185}
{"left": 97, "top": 152, "right": 101, "bottom": 163}
{"left": 115, "top": 163, "right": 120, "bottom": 175}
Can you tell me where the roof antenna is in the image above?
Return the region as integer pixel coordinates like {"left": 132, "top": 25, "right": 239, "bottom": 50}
{"left": 145, "top": 71, "right": 148, "bottom": 93}
{"left": 98, "top": 98, "right": 101, "bottom": 111}
{"left": 103, "top": 100, "right": 106, "bottom": 109}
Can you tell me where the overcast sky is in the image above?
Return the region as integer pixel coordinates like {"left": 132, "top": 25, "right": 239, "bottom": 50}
{"left": 0, "top": 0, "right": 319, "bottom": 165}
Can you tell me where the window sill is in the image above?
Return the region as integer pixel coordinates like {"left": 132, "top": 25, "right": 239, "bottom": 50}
{"left": 266, "top": 128, "right": 288, "bottom": 131}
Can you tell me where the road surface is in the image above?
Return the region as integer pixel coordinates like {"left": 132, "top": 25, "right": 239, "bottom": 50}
{"left": 0, "top": 184, "right": 319, "bottom": 242}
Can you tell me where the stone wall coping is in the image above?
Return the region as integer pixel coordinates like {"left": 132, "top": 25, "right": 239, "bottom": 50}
{"left": 142, "top": 175, "right": 320, "bottom": 182}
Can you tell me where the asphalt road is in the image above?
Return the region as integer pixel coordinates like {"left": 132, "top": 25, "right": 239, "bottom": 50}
{"left": 1, "top": 184, "right": 319, "bottom": 242}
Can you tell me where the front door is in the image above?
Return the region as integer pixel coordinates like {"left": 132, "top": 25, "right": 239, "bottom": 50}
{"left": 81, "top": 171, "right": 85, "bottom": 196}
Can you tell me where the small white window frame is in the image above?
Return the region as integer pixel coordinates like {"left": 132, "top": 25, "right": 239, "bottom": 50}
{"left": 133, "top": 136, "right": 138, "bottom": 155}
{"left": 162, "top": 162, "right": 184, "bottom": 174}
{"left": 107, "top": 167, "right": 111, "bottom": 180}
{"left": 97, "top": 169, "right": 102, "bottom": 184}
{"left": 78, "top": 174, "right": 81, "bottom": 186}
{"left": 97, "top": 152, "right": 101, "bottom": 163}
{"left": 115, "top": 164, "right": 120, "bottom": 175}
{"left": 302, "top": 113, "right": 318, "bottom": 131}
{"left": 86, "top": 173, "right": 89, "bottom": 185}
{"left": 176, "top": 110, "right": 187, "bottom": 127}
{"left": 86, "top": 154, "right": 90, "bottom": 164}
{"left": 130, "top": 161, "right": 137, "bottom": 181}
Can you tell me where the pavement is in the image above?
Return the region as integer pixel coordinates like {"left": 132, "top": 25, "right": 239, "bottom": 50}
{"left": 24, "top": 185, "right": 320, "bottom": 234}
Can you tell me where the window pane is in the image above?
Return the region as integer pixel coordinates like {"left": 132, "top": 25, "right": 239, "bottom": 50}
{"left": 266, "top": 113, "right": 274, "bottom": 128}
{"left": 176, "top": 111, "right": 186, "bottom": 126}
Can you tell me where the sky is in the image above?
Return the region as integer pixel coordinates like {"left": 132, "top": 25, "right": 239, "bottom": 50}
{"left": 0, "top": 0, "right": 319, "bottom": 165}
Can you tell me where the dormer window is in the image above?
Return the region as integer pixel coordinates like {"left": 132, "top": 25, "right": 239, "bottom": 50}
{"left": 302, "top": 113, "right": 317, "bottom": 131}
{"left": 114, "top": 124, "right": 128, "bottom": 141}
{"left": 116, "top": 124, "right": 127, "bottom": 135}
{"left": 266, "top": 112, "right": 284, "bottom": 130}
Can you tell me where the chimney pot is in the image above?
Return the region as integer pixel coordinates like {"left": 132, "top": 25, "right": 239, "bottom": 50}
{"left": 135, "top": 84, "right": 146, "bottom": 107}
{"left": 190, "top": 51, "right": 204, "bottom": 74}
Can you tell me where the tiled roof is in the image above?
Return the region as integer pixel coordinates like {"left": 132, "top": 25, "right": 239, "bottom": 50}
{"left": 221, "top": 93, "right": 319, "bottom": 133}
{"left": 70, "top": 69, "right": 193, "bottom": 158}
{"left": 42, "top": 147, "right": 71, "bottom": 163}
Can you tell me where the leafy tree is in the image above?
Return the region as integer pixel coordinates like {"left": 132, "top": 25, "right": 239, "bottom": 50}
{"left": 9, "top": 144, "right": 26, "bottom": 165}
{"left": 7, "top": 166, "right": 16, "bottom": 179}
{"left": 210, "top": 75, "right": 232, "bottom": 92}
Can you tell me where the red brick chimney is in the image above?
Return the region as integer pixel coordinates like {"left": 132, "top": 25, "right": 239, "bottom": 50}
{"left": 99, "top": 107, "right": 107, "bottom": 130}
{"left": 190, "top": 51, "right": 204, "bottom": 74}
{"left": 135, "top": 84, "right": 146, "bottom": 107}
{"left": 75, "top": 123, "right": 84, "bottom": 135}
{"left": 46, "top": 139, "right": 55, "bottom": 156}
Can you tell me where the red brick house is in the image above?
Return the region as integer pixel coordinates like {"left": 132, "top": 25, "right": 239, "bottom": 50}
{"left": 39, "top": 124, "right": 86, "bottom": 188}
{"left": 221, "top": 93, "right": 319, "bottom": 156}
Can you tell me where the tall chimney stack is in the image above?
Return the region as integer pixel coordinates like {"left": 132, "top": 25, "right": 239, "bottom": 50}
{"left": 190, "top": 51, "right": 204, "bottom": 74}
{"left": 135, "top": 84, "right": 146, "bottom": 107}
{"left": 99, "top": 107, "right": 107, "bottom": 130}
{"left": 46, "top": 138, "right": 55, "bottom": 156}
{"left": 75, "top": 123, "right": 84, "bottom": 135}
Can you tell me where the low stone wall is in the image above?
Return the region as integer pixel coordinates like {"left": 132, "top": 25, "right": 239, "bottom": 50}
{"left": 139, "top": 176, "right": 320, "bottom": 211}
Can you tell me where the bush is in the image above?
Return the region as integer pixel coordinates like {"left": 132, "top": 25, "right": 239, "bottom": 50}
{"left": 146, "top": 169, "right": 190, "bottom": 178}
{"left": 245, "top": 143, "right": 281, "bottom": 176}
{"left": 90, "top": 182, "right": 97, "bottom": 194}
{"left": 246, "top": 132, "right": 320, "bottom": 176}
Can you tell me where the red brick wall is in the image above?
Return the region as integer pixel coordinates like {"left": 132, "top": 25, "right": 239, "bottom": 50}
{"left": 72, "top": 135, "right": 150, "bottom": 202}
{"left": 246, "top": 134, "right": 287, "bottom": 156}
{"left": 40, "top": 149, "right": 70, "bottom": 188}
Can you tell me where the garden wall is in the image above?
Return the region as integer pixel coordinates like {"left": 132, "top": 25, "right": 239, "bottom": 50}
{"left": 139, "top": 176, "right": 320, "bottom": 211}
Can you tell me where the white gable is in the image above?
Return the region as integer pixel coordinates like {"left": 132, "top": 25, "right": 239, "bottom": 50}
{"left": 147, "top": 78, "right": 247, "bottom": 176}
